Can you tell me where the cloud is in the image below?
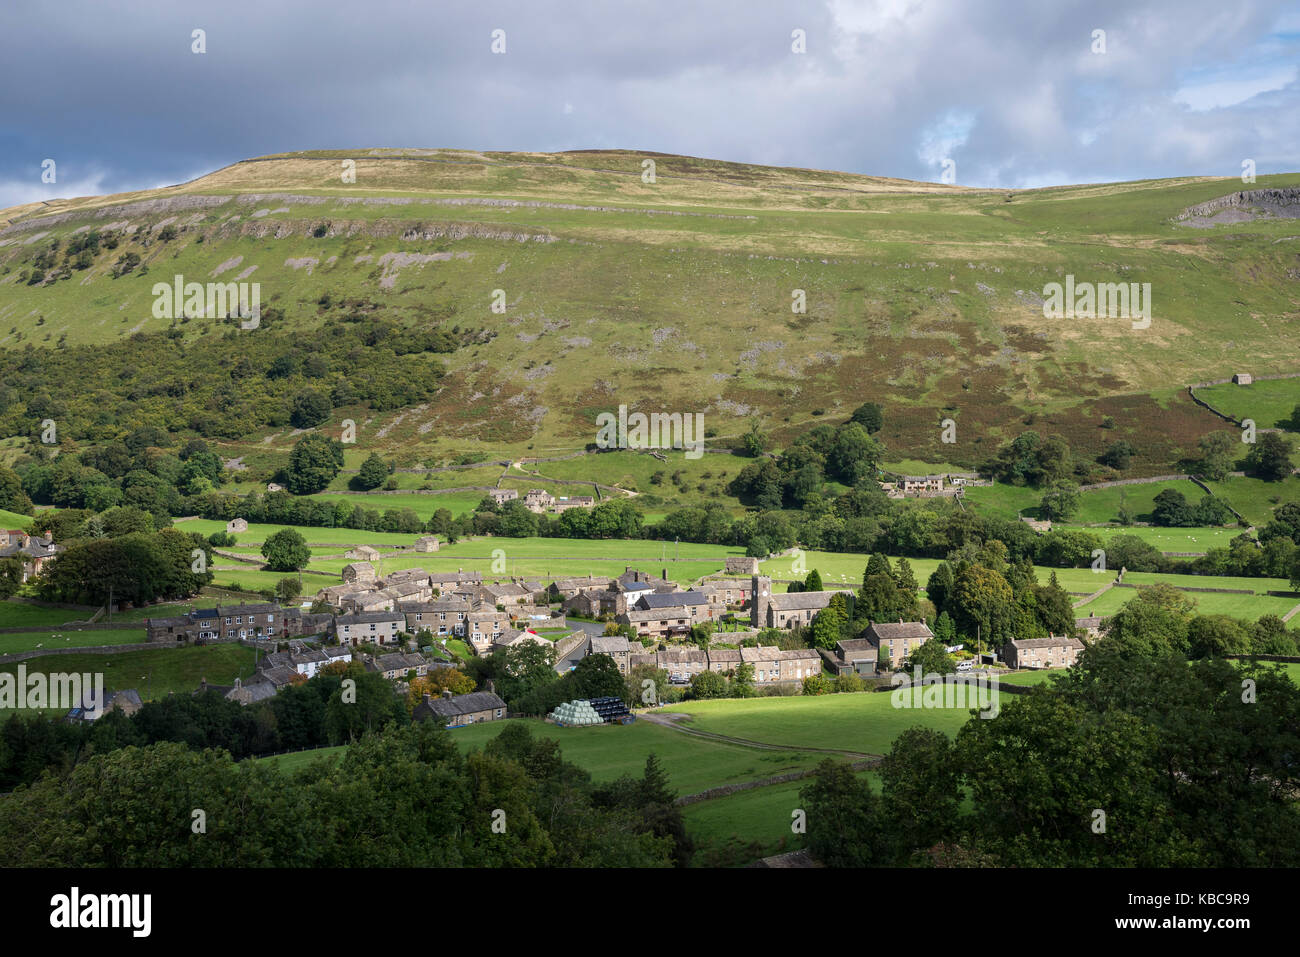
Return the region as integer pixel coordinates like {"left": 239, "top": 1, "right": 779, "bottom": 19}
{"left": 0, "top": 0, "right": 1296, "bottom": 209}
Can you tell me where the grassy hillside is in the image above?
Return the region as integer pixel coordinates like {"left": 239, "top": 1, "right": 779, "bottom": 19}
{"left": 3, "top": 149, "right": 1298, "bottom": 485}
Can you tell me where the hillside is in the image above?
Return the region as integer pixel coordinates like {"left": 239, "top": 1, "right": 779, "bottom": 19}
{"left": 2, "top": 148, "right": 1298, "bottom": 481}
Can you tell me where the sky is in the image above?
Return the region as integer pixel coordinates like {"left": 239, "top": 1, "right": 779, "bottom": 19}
{"left": 1, "top": 0, "right": 1297, "bottom": 210}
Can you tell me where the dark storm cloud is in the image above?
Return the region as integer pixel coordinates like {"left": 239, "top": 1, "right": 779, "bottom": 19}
{"left": 0, "top": 0, "right": 1296, "bottom": 209}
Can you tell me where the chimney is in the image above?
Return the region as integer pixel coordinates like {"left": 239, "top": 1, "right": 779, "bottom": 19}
{"left": 441, "top": 689, "right": 454, "bottom": 699}
{"left": 422, "top": 693, "right": 433, "bottom": 705}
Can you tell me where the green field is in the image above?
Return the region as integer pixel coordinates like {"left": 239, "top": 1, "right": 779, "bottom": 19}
{"left": 449, "top": 717, "right": 824, "bottom": 796}
{"left": 659, "top": 689, "right": 987, "bottom": 756}
{"left": 179, "top": 522, "right": 743, "bottom": 587}
{"left": 1199, "top": 475, "right": 1300, "bottom": 526}
{"left": 964, "top": 478, "right": 1218, "bottom": 525}
{"left": 0, "top": 509, "right": 34, "bottom": 529}
{"left": 0, "top": 643, "right": 258, "bottom": 714}
{"left": 0, "top": 601, "right": 93, "bottom": 629}
{"left": 0, "top": 627, "right": 148, "bottom": 655}
{"left": 1196, "top": 379, "right": 1300, "bottom": 431}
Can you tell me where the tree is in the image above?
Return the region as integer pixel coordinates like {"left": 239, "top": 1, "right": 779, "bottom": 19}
{"left": 355, "top": 453, "right": 389, "bottom": 491}
{"left": 809, "top": 592, "right": 848, "bottom": 650}
{"left": 1039, "top": 480, "right": 1080, "bottom": 521}
{"left": 275, "top": 576, "right": 302, "bottom": 604}
{"left": 290, "top": 390, "right": 332, "bottom": 429}
{"left": 1151, "top": 488, "right": 1193, "bottom": 527}
{"left": 261, "top": 528, "right": 310, "bottom": 572}
{"left": 803, "top": 569, "right": 823, "bottom": 592}
{"left": 880, "top": 727, "right": 959, "bottom": 851}
{"left": 951, "top": 564, "right": 1015, "bottom": 646}
{"left": 1098, "top": 440, "right": 1135, "bottom": 471}
{"left": 0, "top": 558, "right": 22, "bottom": 600}
{"left": 689, "top": 669, "right": 726, "bottom": 699}
{"left": 1100, "top": 584, "right": 1195, "bottom": 659}
{"left": 802, "top": 674, "right": 833, "bottom": 695}
{"left": 286, "top": 434, "right": 344, "bottom": 495}
{"left": 800, "top": 759, "right": 898, "bottom": 866}
{"left": 1198, "top": 431, "right": 1236, "bottom": 481}
{"left": 1245, "top": 432, "right": 1294, "bottom": 481}
{"left": 729, "top": 662, "right": 756, "bottom": 698}
{"left": 905, "top": 638, "right": 956, "bottom": 675}
{"left": 1186, "top": 614, "right": 1252, "bottom": 659}
{"left": 741, "top": 422, "right": 768, "bottom": 457}
{"left": 849, "top": 401, "right": 883, "bottom": 434}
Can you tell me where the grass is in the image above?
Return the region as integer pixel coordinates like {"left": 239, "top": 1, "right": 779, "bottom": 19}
{"left": 658, "top": 689, "right": 986, "bottom": 756}
{"left": 0, "top": 600, "right": 93, "bottom": 629}
{"left": 681, "top": 769, "right": 882, "bottom": 864}
{"left": 0, "top": 509, "right": 33, "bottom": 529}
{"left": 1195, "top": 379, "right": 1300, "bottom": 431}
{"left": 963, "top": 478, "right": 1215, "bottom": 524}
{"left": 5, "top": 151, "right": 1299, "bottom": 512}
{"left": 0, "top": 644, "right": 258, "bottom": 714}
{"left": 0, "top": 628, "right": 147, "bottom": 655}
{"left": 449, "top": 717, "right": 825, "bottom": 796}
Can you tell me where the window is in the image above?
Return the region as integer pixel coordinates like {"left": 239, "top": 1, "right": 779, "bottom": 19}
{"left": 225, "top": 617, "right": 231, "bottom": 625}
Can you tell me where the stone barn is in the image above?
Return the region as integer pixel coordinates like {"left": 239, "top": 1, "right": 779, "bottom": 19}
{"left": 414, "top": 535, "right": 440, "bottom": 553}
{"left": 346, "top": 545, "right": 381, "bottom": 561}
{"left": 342, "top": 562, "right": 376, "bottom": 585}
{"left": 226, "top": 518, "right": 248, "bottom": 534}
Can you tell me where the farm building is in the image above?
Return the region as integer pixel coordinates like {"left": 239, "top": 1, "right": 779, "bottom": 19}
{"left": 226, "top": 518, "right": 248, "bottom": 534}
{"left": 346, "top": 545, "right": 381, "bottom": 561}
{"left": 1232, "top": 373, "right": 1253, "bottom": 385}
{"left": 413, "top": 690, "right": 507, "bottom": 727}
{"left": 341, "top": 562, "right": 377, "bottom": 584}
{"left": 413, "top": 535, "right": 440, "bottom": 553}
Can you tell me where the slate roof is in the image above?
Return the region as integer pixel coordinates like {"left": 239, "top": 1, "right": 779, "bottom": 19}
{"left": 418, "top": 691, "right": 507, "bottom": 719}
{"left": 589, "top": 635, "right": 631, "bottom": 654}
{"left": 866, "top": 621, "right": 934, "bottom": 641}
{"left": 1008, "top": 636, "right": 1084, "bottom": 650}
{"left": 638, "top": 591, "right": 704, "bottom": 610}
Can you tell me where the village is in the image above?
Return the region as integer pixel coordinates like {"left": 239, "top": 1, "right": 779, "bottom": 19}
{"left": 106, "top": 535, "right": 1100, "bottom": 728}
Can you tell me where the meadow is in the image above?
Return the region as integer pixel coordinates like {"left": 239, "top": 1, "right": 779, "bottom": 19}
{"left": 0, "top": 643, "right": 258, "bottom": 714}
{"left": 1195, "top": 378, "right": 1300, "bottom": 431}
{"left": 658, "top": 689, "right": 988, "bottom": 756}
{"left": 0, "top": 627, "right": 147, "bottom": 655}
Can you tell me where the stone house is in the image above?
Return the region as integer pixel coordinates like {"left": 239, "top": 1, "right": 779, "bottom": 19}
{"left": 588, "top": 634, "right": 632, "bottom": 674}
{"left": 698, "top": 578, "right": 751, "bottom": 607}
{"left": 750, "top": 576, "right": 852, "bottom": 629}
{"left": 145, "top": 603, "right": 286, "bottom": 642}
{"left": 488, "top": 488, "right": 519, "bottom": 505}
{"left": 740, "top": 645, "right": 782, "bottom": 683}
{"left": 865, "top": 620, "right": 935, "bottom": 667}
{"left": 335, "top": 610, "right": 405, "bottom": 647}
{"left": 825, "top": 638, "right": 879, "bottom": 676}
{"left": 401, "top": 598, "right": 472, "bottom": 636}
{"left": 619, "top": 605, "right": 694, "bottom": 640}
{"left": 776, "top": 648, "right": 823, "bottom": 682}
{"left": 414, "top": 690, "right": 507, "bottom": 727}
{"left": 1004, "top": 635, "right": 1085, "bottom": 669}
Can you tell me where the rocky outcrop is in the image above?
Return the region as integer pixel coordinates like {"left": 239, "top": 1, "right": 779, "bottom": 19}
{"left": 1177, "top": 188, "right": 1300, "bottom": 226}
